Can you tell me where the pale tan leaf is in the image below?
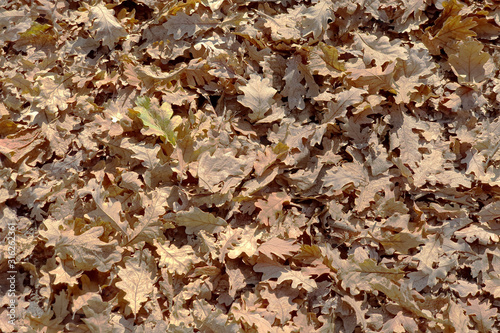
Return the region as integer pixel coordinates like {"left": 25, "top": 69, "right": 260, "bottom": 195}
{"left": 483, "top": 273, "right": 500, "bottom": 298}
{"left": 227, "top": 225, "right": 260, "bottom": 259}
{"left": 354, "top": 32, "right": 408, "bottom": 65}
{"left": 260, "top": 286, "right": 299, "bottom": 324}
{"left": 465, "top": 299, "right": 498, "bottom": 333}
{"left": 163, "top": 12, "right": 218, "bottom": 40}
{"left": 155, "top": 239, "right": 199, "bottom": 275}
{"left": 255, "top": 192, "right": 291, "bottom": 226}
{"left": 422, "top": 16, "right": 477, "bottom": 55}
{"left": 476, "top": 201, "right": 500, "bottom": 222}
{"left": 115, "top": 254, "right": 156, "bottom": 316}
{"left": 237, "top": 74, "right": 277, "bottom": 121}
{"left": 276, "top": 269, "right": 317, "bottom": 292}
{"left": 323, "top": 161, "right": 368, "bottom": 191}
{"left": 323, "top": 87, "right": 366, "bottom": 123}
{"left": 282, "top": 56, "right": 306, "bottom": 110}
{"left": 253, "top": 255, "right": 288, "bottom": 281}
{"left": 89, "top": 3, "right": 127, "bottom": 48}
{"left": 455, "top": 223, "right": 499, "bottom": 245}
{"left": 198, "top": 150, "right": 248, "bottom": 193}
{"left": 390, "top": 111, "right": 422, "bottom": 169}
{"left": 126, "top": 189, "right": 169, "bottom": 246}
{"left": 301, "top": 0, "right": 333, "bottom": 39}
{"left": 40, "top": 225, "right": 122, "bottom": 272}
{"left": 86, "top": 179, "right": 128, "bottom": 235}
{"left": 382, "top": 311, "right": 418, "bottom": 333}
{"left": 169, "top": 207, "right": 227, "bottom": 235}
{"left": 258, "top": 237, "right": 300, "bottom": 260}
{"left": 343, "top": 295, "right": 368, "bottom": 331}
{"left": 347, "top": 62, "right": 396, "bottom": 93}
{"left": 448, "top": 40, "right": 494, "bottom": 84}
{"left": 35, "top": 75, "right": 71, "bottom": 115}
{"left": 448, "top": 301, "right": 470, "bottom": 333}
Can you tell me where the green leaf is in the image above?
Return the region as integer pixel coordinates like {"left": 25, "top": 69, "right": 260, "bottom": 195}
{"left": 133, "top": 96, "right": 182, "bottom": 145}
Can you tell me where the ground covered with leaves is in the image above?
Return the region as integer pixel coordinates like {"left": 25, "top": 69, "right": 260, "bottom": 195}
{"left": 1, "top": 0, "right": 500, "bottom": 332}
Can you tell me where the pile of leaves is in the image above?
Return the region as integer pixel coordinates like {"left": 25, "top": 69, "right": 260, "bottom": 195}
{"left": 1, "top": 0, "right": 500, "bottom": 331}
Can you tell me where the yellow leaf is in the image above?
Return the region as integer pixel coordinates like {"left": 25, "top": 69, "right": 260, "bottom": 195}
{"left": 422, "top": 16, "right": 477, "bottom": 55}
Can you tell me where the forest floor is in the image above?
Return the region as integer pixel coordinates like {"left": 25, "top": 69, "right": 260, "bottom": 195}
{"left": 0, "top": 0, "right": 499, "bottom": 332}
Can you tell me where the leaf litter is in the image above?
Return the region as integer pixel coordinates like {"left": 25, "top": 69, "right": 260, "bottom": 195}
{"left": 0, "top": 0, "right": 499, "bottom": 332}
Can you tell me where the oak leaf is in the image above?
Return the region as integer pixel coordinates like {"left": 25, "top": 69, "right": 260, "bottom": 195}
{"left": 476, "top": 201, "right": 500, "bottom": 223}
{"left": 198, "top": 149, "right": 251, "bottom": 193}
{"left": 448, "top": 39, "right": 494, "bottom": 85}
{"left": 192, "top": 299, "right": 240, "bottom": 333}
{"left": 302, "top": 0, "right": 333, "bottom": 39}
{"left": 40, "top": 222, "right": 122, "bottom": 272}
{"left": 126, "top": 189, "right": 169, "bottom": 246}
{"left": 253, "top": 255, "right": 288, "bottom": 281}
{"left": 255, "top": 192, "right": 291, "bottom": 227}
{"left": 163, "top": 12, "right": 218, "bottom": 40}
{"left": 381, "top": 311, "right": 418, "bottom": 333}
{"left": 422, "top": 15, "right": 477, "bottom": 55}
{"left": 237, "top": 74, "right": 277, "bottom": 121}
{"left": 0, "top": 128, "right": 44, "bottom": 163}
{"left": 260, "top": 286, "right": 299, "bottom": 324}
{"left": 85, "top": 179, "right": 128, "bottom": 236}
{"left": 88, "top": 3, "right": 127, "bottom": 48}
{"left": 342, "top": 295, "right": 368, "bottom": 332}
{"left": 454, "top": 223, "right": 499, "bottom": 245}
{"left": 115, "top": 253, "right": 156, "bottom": 316}
{"left": 447, "top": 301, "right": 470, "bottom": 333}
{"left": 390, "top": 111, "right": 422, "bottom": 169}
{"left": 307, "top": 42, "right": 345, "bottom": 76}
{"left": 282, "top": 56, "right": 306, "bottom": 110}
{"left": 483, "top": 273, "right": 500, "bottom": 298}
{"left": 353, "top": 32, "right": 408, "bottom": 65}
{"left": 133, "top": 96, "right": 182, "bottom": 145}
{"left": 34, "top": 74, "right": 71, "bottom": 115}
{"left": 323, "top": 87, "right": 366, "bottom": 123}
{"left": 347, "top": 62, "right": 396, "bottom": 93}
{"left": 226, "top": 225, "right": 261, "bottom": 259}
{"left": 169, "top": 207, "right": 227, "bottom": 234}
{"left": 276, "top": 268, "right": 317, "bottom": 292}
{"left": 323, "top": 161, "right": 368, "bottom": 191}
{"left": 258, "top": 237, "right": 300, "bottom": 260}
{"left": 464, "top": 299, "right": 498, "bottom": 332}
{"left": 154, "top": 239, "right": 199, "bottom": 275}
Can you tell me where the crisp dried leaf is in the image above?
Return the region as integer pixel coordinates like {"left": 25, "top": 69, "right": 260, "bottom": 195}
{"left": 237, "top": 74, "right": 277, "bottom": 121}
{"left": 354, "top": 32, "right": 408, "bottom": 65}
{"left": 198, "top": 149, "right": 250, "bottom": 193}
{"left": 422, "top": 15, "right": 477, "bottom": 55}
{"left": 163, "top": 12, "right": 218, "bottom": 40}
{"left": 465, "top": 299, "right": 498, "bottom": 332}
{"left": 448, "top": 40, "right": 494, "bottom": 84}
{"left": 115, "top": 254, "right": 156, "bottom": 316}
{"left": 255, "top": 192, "right": 291, "bottom": 226}
{"left": 276, "top": 268, "right": 318, "bottom": 292}
{"left": 258, "top": 237, "right": 300, "bottom": 260}
{"left": 170, "top": 207, "right": 227, "bottom": 234}
{"left": 89, "top": 3, "right": 127, "bottom": 48}
{"left": 155, "top": 239, "right": 199, "bottom": 275}
{"left": 40, "top": 224, "right": 122, "bottom": 272}
{"left": 34, "top": 75, "right": 71, "bottom": 115}
{"left": 323, "top": 161, "right": 368, "bottom": 191}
